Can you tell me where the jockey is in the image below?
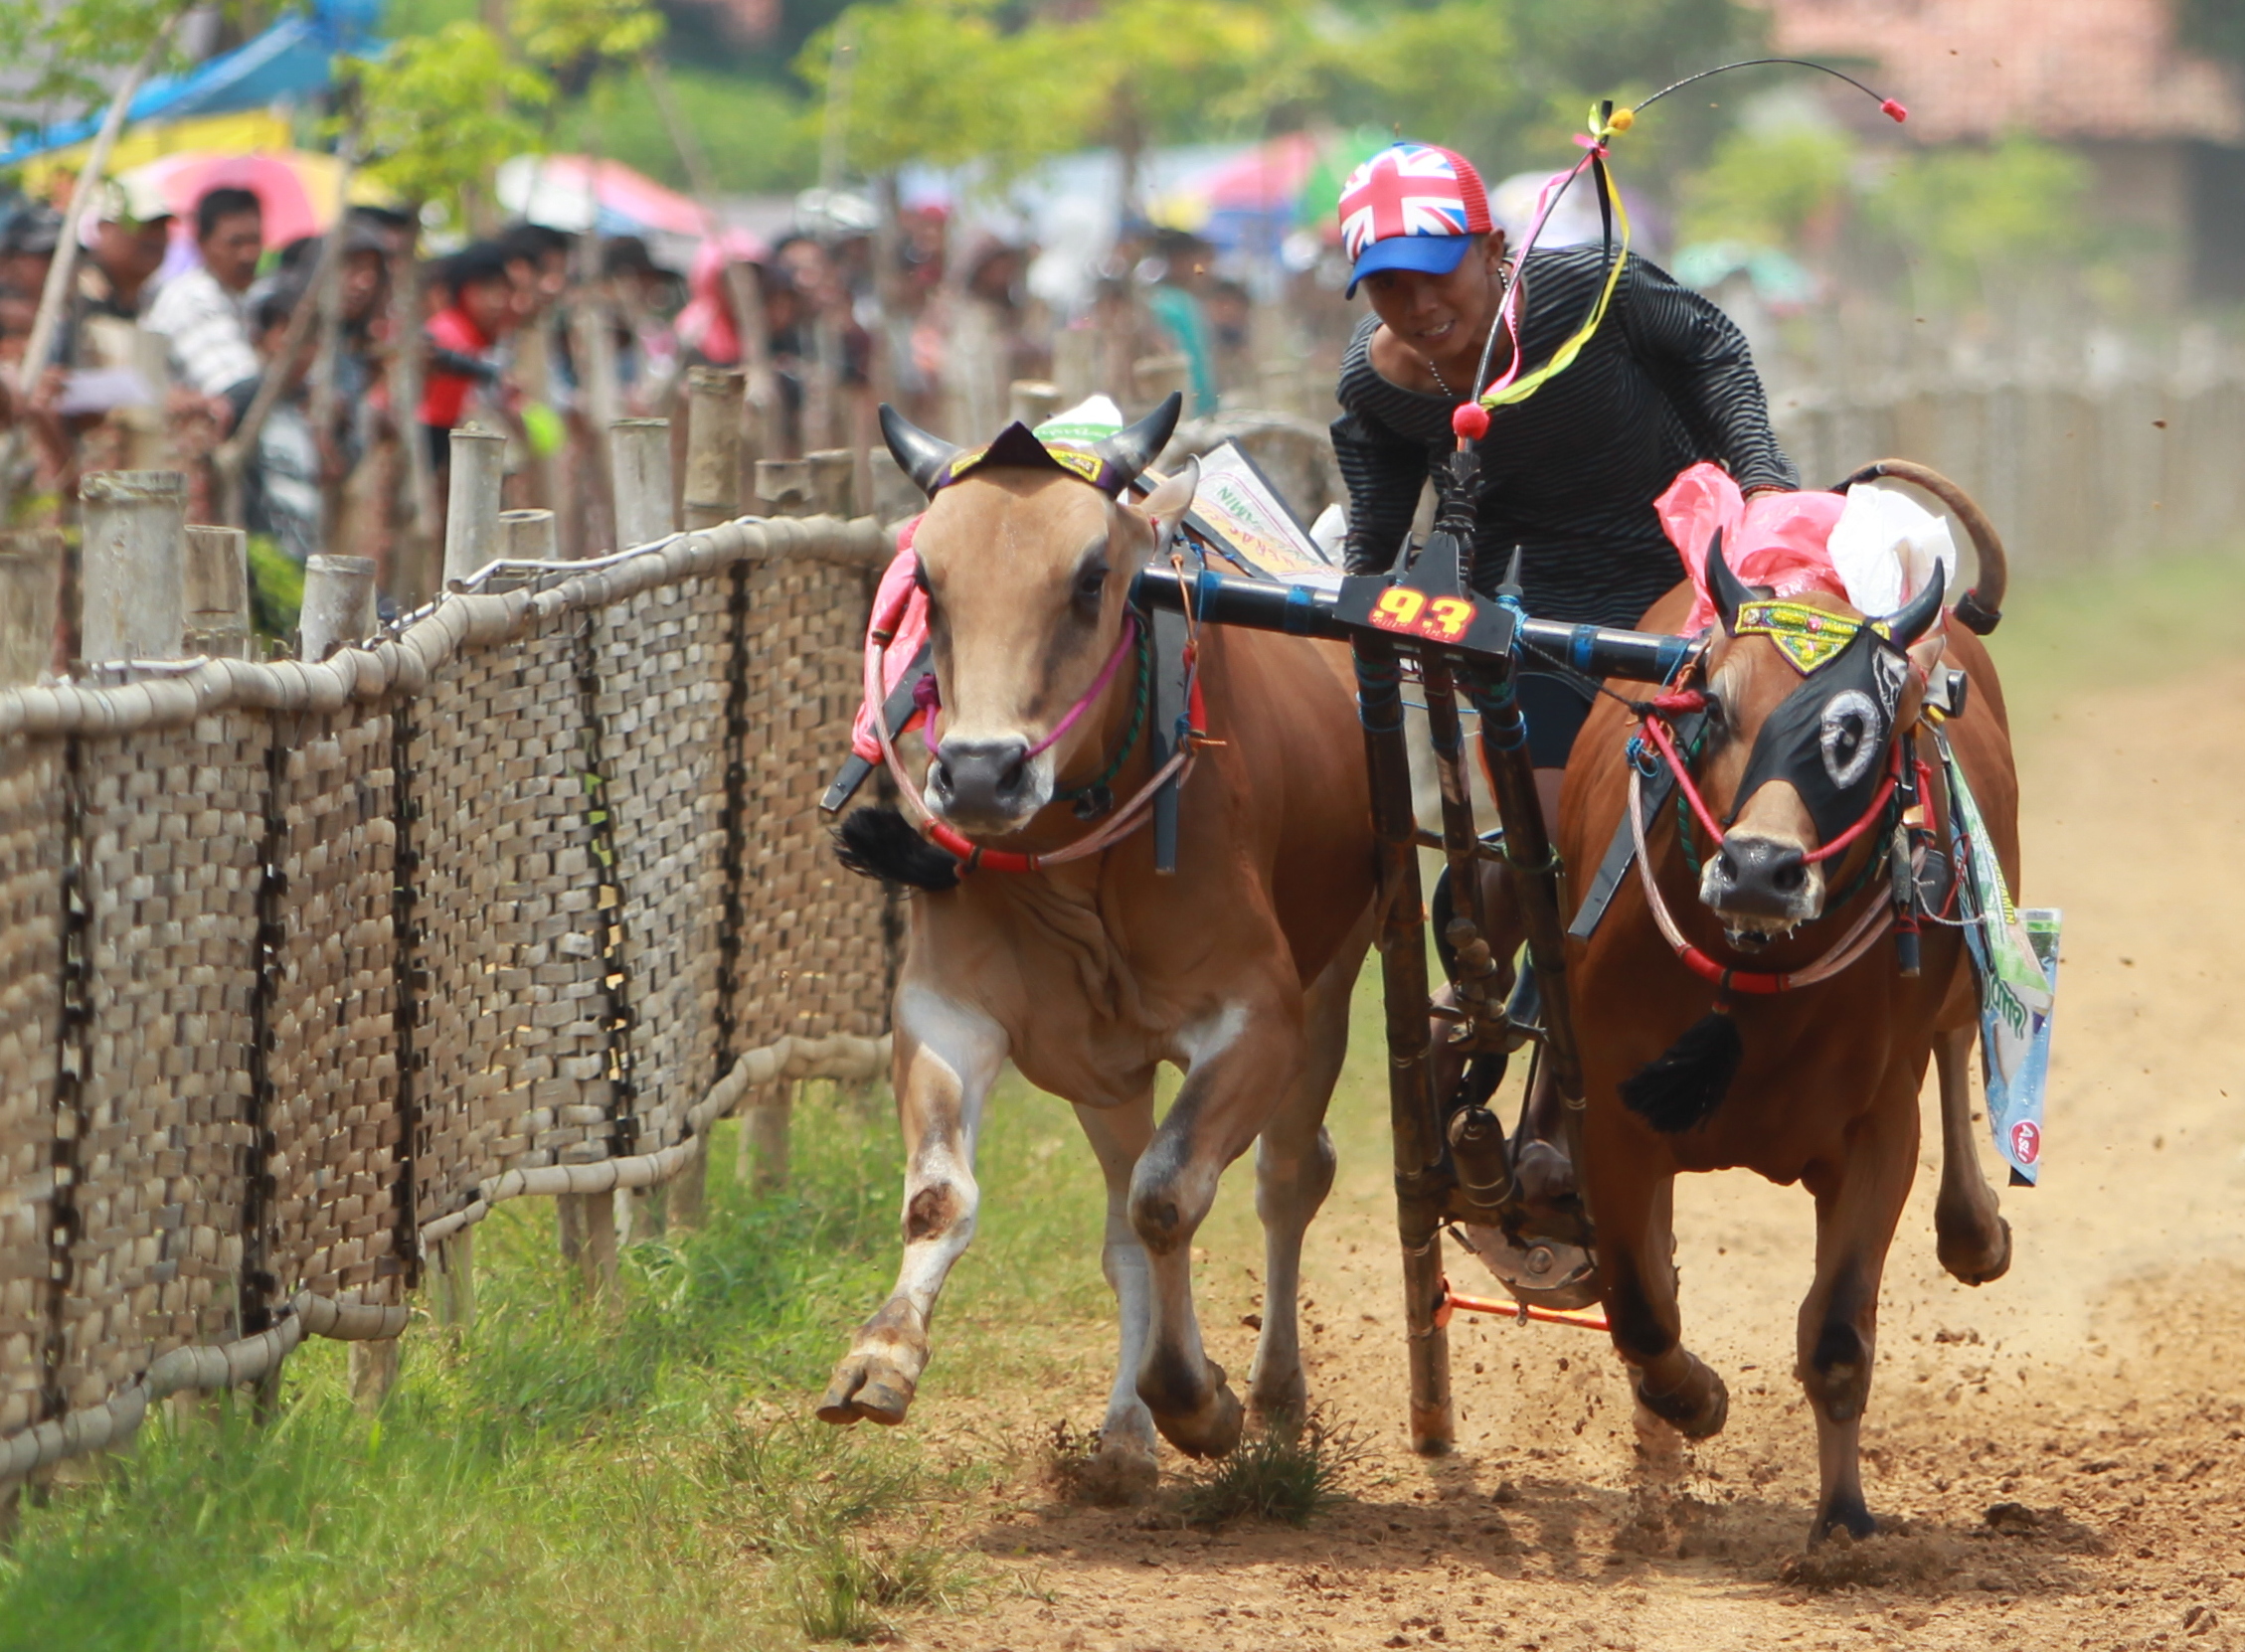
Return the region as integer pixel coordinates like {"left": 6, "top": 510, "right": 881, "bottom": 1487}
{"left": 1330, "top": 140, "right": 1797, "bottom": 1250}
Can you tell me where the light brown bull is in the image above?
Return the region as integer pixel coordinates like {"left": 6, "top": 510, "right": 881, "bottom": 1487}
{"left": 1560, "top": 481, "right": 2019, "bottom": 1543}
{"left": 817, "top": 399, "right": 1374, "bottom": 1495}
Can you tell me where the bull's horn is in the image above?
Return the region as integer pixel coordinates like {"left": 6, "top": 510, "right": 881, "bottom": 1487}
{"left": 1705, "top": 527, "right": 1754, "bottom": 634}
{"left": 1881, "top": 564, "right": 1948, "bottom": 646}
{"left": 1095, "top": 392, "right": 1183, "bottom": 491}
{"left": 880, "top": 404, "right": 963, "bottom": 497}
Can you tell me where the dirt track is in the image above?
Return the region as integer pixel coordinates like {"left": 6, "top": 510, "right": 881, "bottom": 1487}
{"left": 894, "top": 657, "right": 2245, "bottom": 1652}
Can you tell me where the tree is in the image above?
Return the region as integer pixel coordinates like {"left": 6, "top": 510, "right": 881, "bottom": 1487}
{"left": 352, "top": 21, "right": 550, "bottom": 227}
{"left": 0, "top": 0, "right": 190, "bottom": 134}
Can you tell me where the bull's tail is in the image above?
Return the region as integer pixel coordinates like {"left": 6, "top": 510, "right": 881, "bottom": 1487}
{"left": 1620, "top": 1007, "right": 1743, "bottom": 1133}
{"left": 834, "top": 806, "right": 960, "bottom": 893}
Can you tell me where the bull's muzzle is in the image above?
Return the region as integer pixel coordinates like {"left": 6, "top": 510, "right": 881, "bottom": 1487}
{"left": 1701, "top": 833, "right": 1822, "bottom": 938}
{"left": 928, "top": 736, "right": 1040, "bottom": 830}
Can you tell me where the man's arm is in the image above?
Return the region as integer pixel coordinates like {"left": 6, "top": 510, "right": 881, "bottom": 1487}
{"left": 1331, "top": 409, "right": 1431, "bottom": 576}
{"left": 1622, "top": 254, "right": 1798, "bottom": 495}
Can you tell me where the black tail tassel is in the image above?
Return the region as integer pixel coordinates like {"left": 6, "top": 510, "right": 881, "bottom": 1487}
{"left": 1621, "top": 994, "right": 1742, "bottom": 1134}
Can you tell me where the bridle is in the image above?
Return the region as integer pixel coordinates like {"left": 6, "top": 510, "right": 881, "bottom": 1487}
{"left": 863, "top": 556, "right": 1206, "bottom": 876}
{"left": 1624, "top": 670, "right": 1934, "bottom": 997}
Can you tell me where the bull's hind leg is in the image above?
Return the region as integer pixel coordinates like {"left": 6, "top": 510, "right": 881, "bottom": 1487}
{"left": 818, "top": 985, "right": 1006, "bottom": 1427}
{"left": 1797, "top": 1085, "right": 1919, "bottom": 1543}
{"left": 1071, "top": 1093, "right": 1162, "bottom": 1501}
{"left": 1246, "top": 946, "right": 1354, "bottom": 1421}
{"left": 1932, "top": 1026, "right": 2012, "bottom": 1285}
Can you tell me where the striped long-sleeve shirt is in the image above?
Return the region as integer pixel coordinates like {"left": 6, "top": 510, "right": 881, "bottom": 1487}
{"left": 1331, "top": 246, "right": 1796, "bottom": 630}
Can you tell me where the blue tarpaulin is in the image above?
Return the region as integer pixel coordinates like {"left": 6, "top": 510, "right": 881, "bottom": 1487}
{"left": 0, "top": 0, "right": 381, "bottom": 167}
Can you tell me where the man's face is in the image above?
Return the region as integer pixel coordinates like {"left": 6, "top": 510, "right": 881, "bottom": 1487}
{"left": 460, "top": 274, "right": 514, "bottom": 336}
{"left": 93, "top": 219, "right": 169, "bottom": 289}
{"left": 201, "top": 210, "right": 263, "bottom": 292}
{"left": 341, "top": 248, "right": 383, "bottom": 321}
{"left": 1359, "top": 233, "right": 1508, "bottom": 358}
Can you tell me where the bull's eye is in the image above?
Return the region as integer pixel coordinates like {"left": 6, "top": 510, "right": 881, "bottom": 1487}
{"left": 1819, "top": 689, "right": 1880, "bottom": 787}
{"left": 1075, "top": 565, "right": 1110, "bottom": 607}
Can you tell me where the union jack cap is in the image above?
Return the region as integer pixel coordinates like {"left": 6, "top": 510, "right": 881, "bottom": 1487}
{"left": 1337, "top": 142, "right": 1492, "bottom": 295}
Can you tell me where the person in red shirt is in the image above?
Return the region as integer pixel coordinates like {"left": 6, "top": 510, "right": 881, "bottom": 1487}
{"left": 419, "top": 242, "right": 516, "bottom": 473}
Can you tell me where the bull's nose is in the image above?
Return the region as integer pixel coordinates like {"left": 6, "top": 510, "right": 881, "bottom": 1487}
{"left": 929, "top": 738, "right": 1033, "bottom": 820}
{"left": 1709, "top": 836, "right": 1811, "bottom": 918}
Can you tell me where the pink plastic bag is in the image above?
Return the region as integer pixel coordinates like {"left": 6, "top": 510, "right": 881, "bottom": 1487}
{"left": 850, "top": 515, "right": 930, "bottom": 762}
{"left": 1657, "top": 463, "right": 1848, "bottom": 634}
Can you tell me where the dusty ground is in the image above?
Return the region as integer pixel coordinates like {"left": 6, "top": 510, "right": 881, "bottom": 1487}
{"left": 886, "top": 656, "right": 2245, "bottom": 1652}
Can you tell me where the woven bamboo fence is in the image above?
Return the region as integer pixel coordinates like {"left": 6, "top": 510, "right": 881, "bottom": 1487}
{"left": 0, "top": 434, "right": 901, "bottom": 1490}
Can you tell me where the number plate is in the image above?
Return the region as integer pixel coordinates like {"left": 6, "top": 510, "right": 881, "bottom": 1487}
{"left": 1332, "top": 577, "right": 1517, "bottom": 661}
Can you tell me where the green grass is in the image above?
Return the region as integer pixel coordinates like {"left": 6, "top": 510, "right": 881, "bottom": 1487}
{"left": 1982, "top": 541, "right": 2245, "bottom": 707}
{"left": 0, "top": 1080, "right": 1113, "bottom": 1651}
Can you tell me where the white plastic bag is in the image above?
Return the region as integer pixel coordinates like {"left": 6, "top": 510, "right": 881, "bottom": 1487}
{"left": 1826, "top": 479, "right": 1960, "bottom": 620}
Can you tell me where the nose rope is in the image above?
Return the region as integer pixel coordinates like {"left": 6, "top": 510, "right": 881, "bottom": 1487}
{"left": 1627, "top": 765, "right": 1898, "bottom": 994}
{"left": 862, "top": 611, "right": 1198, "bottom": 875}
{"left": 915, "top": 611, "right": 1143, "bottom": 758}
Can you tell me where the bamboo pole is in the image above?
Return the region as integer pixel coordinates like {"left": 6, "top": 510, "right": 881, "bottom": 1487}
{"left": 0, "top": 8, "right": 189, "bottom": 517}
{"left": 440, "top": 427, "right": 506, "bottom": 584}
{"left": 298, "top": 553, "right": 378, "bottom": 662}
{"left": 609, "top": 417, "right": 675, "bottom": 549}
{"left": 0, "top": 531, "right": 63, "bottom": 686}
{"left": 79, "top": 470, "right": 187, "bottom": 662}
{"left": 217, "top": 124, "right": 362, "bottom": 528}
{"left": 182, "top": 525, "right": 251, "bottom": 659}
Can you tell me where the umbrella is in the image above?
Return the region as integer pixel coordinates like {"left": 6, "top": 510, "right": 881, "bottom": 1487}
{"left": 118, "top": 148, "right": 359, "bottom": 248}
{"left": 495, "top": 154, "right": 712, "bottom": 241}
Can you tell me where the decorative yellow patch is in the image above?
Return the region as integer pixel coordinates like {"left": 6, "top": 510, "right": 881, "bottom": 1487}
{"left": 1734, "top": 598, "right": 1863, "bottom": 674}
{"left": 1044, "top": 447, "right": 1108, "bottom": 485}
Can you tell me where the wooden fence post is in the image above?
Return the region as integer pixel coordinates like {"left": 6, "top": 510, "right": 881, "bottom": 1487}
{"left": 610, "top": 417, "right": 675, "bottom": 550}
{"left": 1007, "top": 379, "right": 1060, "bottom": 428}
{"left": 79, "top": 469, "right": 186, "bottom": 662}
{"left": 0, "top": 529, "right": 62, "bottom": 685}
{"left": 182, "top": 525, "right": 250, "bottom": 659}
{"left": 297, "top": 553, "right": 377, "bottom": 664}
{"left": 440, "top": 426, "right": 505, "bottom": 586}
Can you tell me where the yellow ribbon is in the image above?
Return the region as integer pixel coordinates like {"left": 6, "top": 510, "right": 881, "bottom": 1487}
{"left": 1479, "top": 104, "right": 1634, "bottom": 413}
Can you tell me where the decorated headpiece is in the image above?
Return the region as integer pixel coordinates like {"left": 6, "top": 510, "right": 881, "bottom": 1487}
{"left": 880, "top": 394, "right": 1183, "bottom": 501}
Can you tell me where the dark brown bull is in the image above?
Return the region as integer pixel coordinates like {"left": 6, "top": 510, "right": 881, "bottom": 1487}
{"left": 817, "top": 400, "right": 1374, "bottom": 1496}
{"left": 1560, "top": 470, "right": 2019, "bottom": 1542}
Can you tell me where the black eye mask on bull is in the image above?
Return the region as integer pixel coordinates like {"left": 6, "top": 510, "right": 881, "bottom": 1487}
{"left": 1724, "top": 621, "right": 1912, "bottom": 841}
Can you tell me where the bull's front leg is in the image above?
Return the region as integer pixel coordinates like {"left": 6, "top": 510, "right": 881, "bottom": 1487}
{"left": 1796, "top": 1080, "right": 1918, "bottom": 1543}
{"left": 817, "top": 984, "right": 1006, "bottom": 1427}
{"left": 1931, "top": 1025, "right": 2012, "bottom": 1285}
{"left": 1128, "top": 998, "right": 1302, "bottom": 1459}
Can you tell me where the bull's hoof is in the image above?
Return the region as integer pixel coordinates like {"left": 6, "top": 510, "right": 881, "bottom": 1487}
{"left": 1937, "top": 1212, "right": 2012, "bottom": 1287}
{"left": 1071, "top": 1437, "right": 1161, "bottom": 1507}
{"left": 1143, "top": 1359, "right": 1245, "bottom": 1459}
{"left": 1635, "top": 1353, "right": 1729, "bottom": 1441}
{"left": 1811, "top": 1487, "right": 1878, "bottom": 1545}
{"left": 1247, "top": 1363, "right": 1306, "bottom": 1425}
{"left": 816, "top": 1352, "right": 917, "bottom": 1426}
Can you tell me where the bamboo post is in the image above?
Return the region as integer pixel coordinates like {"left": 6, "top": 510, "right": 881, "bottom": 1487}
{"left": 79, "top": 470, "right": 187, "bottom": 664}
{"left": 440, "top": 427, "right": 506, "bottom": 585}
{"left": 807, "top": 449, "right": 856, "bottom": 518}
{"left": 683, "top": 367, "right": 746, "bottom": 532}
{"left": 182, "top": 526, "right": 251, "bottom": 659}
{"left": 432, "top": 1228, "right": 475, "bottom": 1330}
{"left": 755, "top": 458, "right": 815, "bottom": 517}
{"left": 0, "top": 531, "right": 63, "bottom": 686}
{"left": 498, "top": 508, "right": 559, "bottom": 563}
{"left": 610, "top": 417, "right": 675, "bottom": 550}
{"left": 297, "top": 554, "right": 378, "bottom": 663}
{"left": 746, "top": 1084, "right": 794, "bottom": 1192}
{"left": 348, "top": 1335, "right": 400, "bottom": 1414}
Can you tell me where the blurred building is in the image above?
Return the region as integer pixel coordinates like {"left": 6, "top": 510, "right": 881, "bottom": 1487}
{"left": 1768, "top": 0, "right": 2245, "bottom": 302}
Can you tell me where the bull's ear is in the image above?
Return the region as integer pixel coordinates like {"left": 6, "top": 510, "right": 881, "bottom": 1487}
{"left": 879, "top": 403, "right": 962, "bottom": 497}
{"left": 1096, "top": 392, "right": 1183, "bottom": 490}
{"left": 1882, "top": 564, "right": 1948, "bottom": 646}
{"left": 1705, "top": 527, "right": 1754, "bottom": 635}
{"left": 1136, "top": 456, "right": 1198, "bottom": 547}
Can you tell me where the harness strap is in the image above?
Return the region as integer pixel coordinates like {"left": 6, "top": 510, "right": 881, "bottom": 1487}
{"left": 1570, "top": 707, "right": 1706, "bottom": 941}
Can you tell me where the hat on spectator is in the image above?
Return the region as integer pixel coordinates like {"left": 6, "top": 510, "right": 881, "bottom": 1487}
{"left": 2, "top": 204, "right": 65, "bottom": 257}
{"left": 93, "top": 175, "right": 174, "bottom": 227}
{"left": 1335, "top": 141, "right": 1492, "bottom": 298}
